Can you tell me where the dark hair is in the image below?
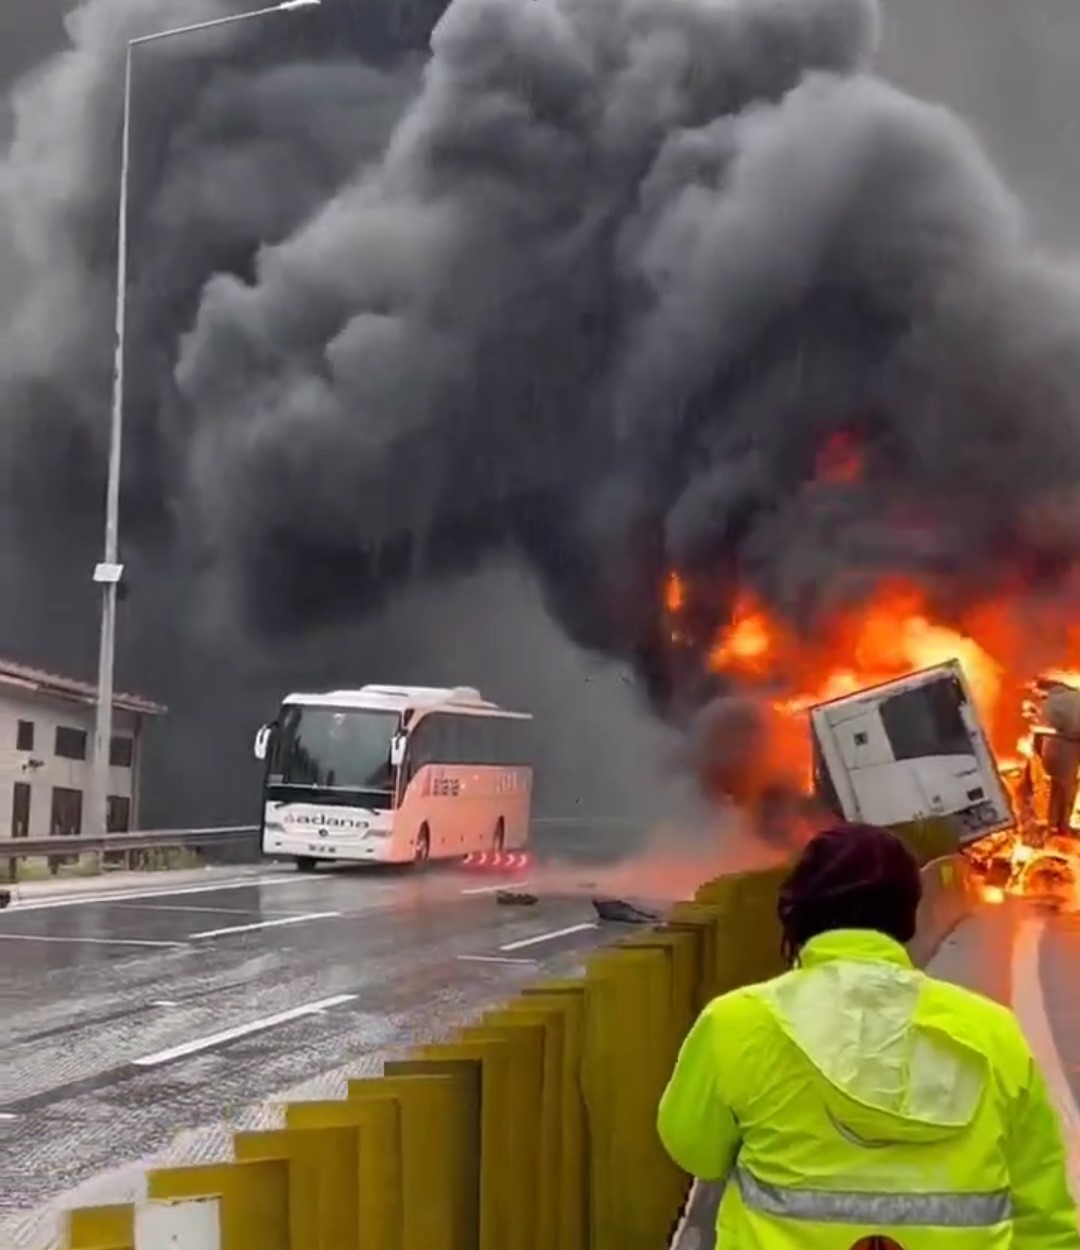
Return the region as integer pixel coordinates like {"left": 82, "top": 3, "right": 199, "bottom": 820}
{"left": 778, "top": 823, "right": 923, "bottom": 966}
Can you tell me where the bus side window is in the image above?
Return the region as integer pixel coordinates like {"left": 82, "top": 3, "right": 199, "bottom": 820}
{"left": 407, "top": 717, "right": 434, "bottom": 785}
{"left": 456, "top": 716, "right": 472, "bottom": 764}
{"left": 499, "top": 719, "right": 520, "bottom": 767}
{"left": 470, "top": 718, "right": 492, "bottom": 764}
{"left": 438, "top": 715, "right": 457, "bottom": 766}
{"left": 488, "top": 719, "right": 503, "bottom": 766}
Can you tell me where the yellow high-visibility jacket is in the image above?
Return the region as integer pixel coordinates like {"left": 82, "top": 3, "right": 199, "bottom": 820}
{"left": 658, "top": 928, "right": 1078, "bottom": 1249}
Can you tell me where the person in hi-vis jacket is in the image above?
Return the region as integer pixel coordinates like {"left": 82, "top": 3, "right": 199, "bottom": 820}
{"left": 658, "top": 823, "right": 1078, "bottom": 1250}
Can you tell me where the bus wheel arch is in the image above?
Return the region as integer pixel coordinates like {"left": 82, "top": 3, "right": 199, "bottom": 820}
{"left": 415, "top": 825, "right": 431, "bottom": 864}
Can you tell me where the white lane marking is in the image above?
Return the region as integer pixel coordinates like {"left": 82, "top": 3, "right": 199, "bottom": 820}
{"left": 460, "top": 881, "right": 531, "bottom": 896}
{"left": 0, "top": 1113, "right": 18, "bottom": 1121}
{"left": 457, "top": 954, "right": 537, "bottom": 965}
{"left": 132, "top": 993, "right": 357, "bottom": 1067}
{"left": 4, "top": 874, "right": 327, "bottom": 914}
{"left": 112, "top": 903, "right": 305, "bottom": 917}
{"left": 1011, "top": 915, "right": 1080, "bottom": 1203}
{"left": 188, "top": 911, "right": 340, "bottom": 940}
{"left": 500, "top": 921, "right": 598, "bottom": 952}
{"left": 0, "top": 933, "right": 186, "bottom": 949}
{"left": 151, "top": 1000, "right": 179, "bottom": 1008}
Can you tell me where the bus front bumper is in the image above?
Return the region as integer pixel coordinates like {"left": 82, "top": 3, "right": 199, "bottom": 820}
{"left": 262, "top": 831, "right": 393, "bottom": 862}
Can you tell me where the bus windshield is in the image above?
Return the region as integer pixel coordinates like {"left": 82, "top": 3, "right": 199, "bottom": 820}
{"left": 269, "top": 706, "right": 400, "bottom": 793}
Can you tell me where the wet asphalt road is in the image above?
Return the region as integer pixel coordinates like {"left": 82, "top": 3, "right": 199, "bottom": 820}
{"left": 1039, "top": 908, "right": 1080, "bottom": 1111}
{"left": 934, "top": 900, "right": 1080, "bottom": 1115}
{"left": 0, "top": 855, "right": 629, "bottom": 1239}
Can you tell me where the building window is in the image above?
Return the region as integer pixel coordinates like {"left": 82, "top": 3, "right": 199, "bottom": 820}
{"left": 106, "top": 795, "right": 131, "bottom": 833}
{"left": 11, "top": 782, "right": 30, "bottom": 839}
{"left": 109, "top": 736, "right": 134, "bottom": 768}
{"left": 55, "top": 726, "right": 88, "bottom": 761}
{"left": 51, "top": 787, "right": 83, "bottom": 837}
{"left": 16, "top": 720, "right": 34, "bottom": 752}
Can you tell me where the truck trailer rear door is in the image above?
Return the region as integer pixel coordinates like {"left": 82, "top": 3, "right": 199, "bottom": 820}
{"left": 809, "top": 659, "right": 1014, "bottom": 844}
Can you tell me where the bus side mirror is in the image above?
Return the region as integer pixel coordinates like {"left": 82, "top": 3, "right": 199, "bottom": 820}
{"left": 390, "top": 734, "right": 406, "bottom": 768}
{"left": 254, "top": 723, "right": 275, "bottom": 762}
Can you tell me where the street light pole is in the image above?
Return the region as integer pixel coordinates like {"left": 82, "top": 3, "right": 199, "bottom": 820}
{"left": 90, "top": 0, "right": 321, "bottom": 838}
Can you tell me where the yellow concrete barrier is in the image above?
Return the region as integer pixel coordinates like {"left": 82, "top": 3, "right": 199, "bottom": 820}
{"left": 63, "top": 864, "right": 802, "bottom": 1250}
{"left": 521, "top": 981, "right": 588, "bottom": 1250}
{"left": 146, "top": 1158, "right": 288, "bottom": 1250}
{"left": 286, "top": 1088, "right": 402, "bottom": 1248}
{"left": 66, "top": 1204, "right": 134, "bottom": 1250}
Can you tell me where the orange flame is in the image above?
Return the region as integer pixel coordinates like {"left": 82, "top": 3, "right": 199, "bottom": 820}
{"left": 815, "top": 431, "right": 864, "bottom": 485}
{"left": 665, "top": 571, "right": 686, "bottom": 615}
{"left": 707, "top": 582, "right": 1004, "bottom": 734}
{"left": 668, "top": 562, "right": 1080, "bottom": 895}
{"left": 708, "top": 594, "right": 775, "bottom": 675}
{"left": 680, "top": 575, "right": 1080, "bottom": 804}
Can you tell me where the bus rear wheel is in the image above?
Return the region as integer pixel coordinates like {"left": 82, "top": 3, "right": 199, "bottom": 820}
{"left": 295, "top": 856, "right": 318, "bottom": 873}
{"left": 414, "top": 826, "right": 431, "bottom": 865}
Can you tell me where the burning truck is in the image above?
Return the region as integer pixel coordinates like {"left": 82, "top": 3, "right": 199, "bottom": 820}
{"left": 666, "top": 573, "right": 1080, "bottom": 904}
{"left": 806, "top": 661, "right": 1080, "bottom": 903}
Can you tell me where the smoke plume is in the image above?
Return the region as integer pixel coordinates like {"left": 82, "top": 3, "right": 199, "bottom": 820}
{"left": 3, "top": 0, "right": 1080, "bottom": 819}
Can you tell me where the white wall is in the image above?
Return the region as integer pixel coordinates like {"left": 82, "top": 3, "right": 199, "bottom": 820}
{"left": 0, "top": 689, "right": 141, "bottom": 840}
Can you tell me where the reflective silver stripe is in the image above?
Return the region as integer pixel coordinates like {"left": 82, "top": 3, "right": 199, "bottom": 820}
{"left": 736, "top": 1168, "right": 1012, "bottom": 1228}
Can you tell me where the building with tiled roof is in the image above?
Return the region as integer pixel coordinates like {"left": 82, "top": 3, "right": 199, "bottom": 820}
{"left": 0, "top": 657, "right": 166, "bottom": 840}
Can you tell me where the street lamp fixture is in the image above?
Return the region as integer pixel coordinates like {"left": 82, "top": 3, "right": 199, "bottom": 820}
{"left": 90, "top": 0, "right": 322, "bottom": 838}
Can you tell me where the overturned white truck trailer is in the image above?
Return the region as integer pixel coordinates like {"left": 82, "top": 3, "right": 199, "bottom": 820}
{"left": 808, "top": 659, "right": 1015, "bottom": 844}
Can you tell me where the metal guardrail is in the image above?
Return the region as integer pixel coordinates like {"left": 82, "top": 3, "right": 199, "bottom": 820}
{"left": 0, "top": 815, "right": 639, "bottom": 871}
{"left": 0, "top": 826, "right": 261, "bottom": 881}
{"left": 2, "top": 825, "right": 259, "bottom": 860}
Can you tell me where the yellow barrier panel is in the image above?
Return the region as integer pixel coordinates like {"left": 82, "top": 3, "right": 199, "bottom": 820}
{"left": 286, "top": 1092, "right": 402, "bottom": 1250}
{"left": 379, "top": 1059, "right": 482, "bottom": 1250}
{"left": 463, "top": 1014, "right": 546, "bottom": 1250}
{"left": 617, "top": 929, "right": 700, "bottom": 1227}
{"left": 521, "top": 982, "right": 588, "bottom": 1250}
{"left": 147, "top": 1159, "right": 288, "bottom": 1250}
{"left": 484, "top": 999, "right": 565, "bottom": 1250}
{"left": 696, "top": 869, "right": 786, "bottom": 988}
{"left": 666, "top": 902, "right": 723, "bottom": 1003}
{"left": 584, "top": 945, "right": 678, "bottom": 1250}
{"left": 891, "top": 817, "right": 960, "bottom": 864}
{"left": 234, "top": 1125, "right": 358, "bottom": 1250}
{"left": 402, "top": 1038, "right": 513, "bottom": 1250}
{"left": 65, "top": 1204, "right": 133, "bottom": 1250}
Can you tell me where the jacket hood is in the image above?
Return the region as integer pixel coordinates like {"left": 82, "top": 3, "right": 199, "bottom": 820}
{"left": 760, "top": 929, "right": 988, "bottom": 1146}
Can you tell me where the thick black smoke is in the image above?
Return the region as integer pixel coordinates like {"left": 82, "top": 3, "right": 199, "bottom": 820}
{"left": 3, "top": 0, "right": 1080, "bottom": 819}
{"left": 175, "top": 0, "right": 1080, "bottom": 708}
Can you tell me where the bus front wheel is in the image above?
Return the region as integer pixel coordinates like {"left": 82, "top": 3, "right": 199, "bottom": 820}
{"left": 295, "top": 856, "right": 318, "bottom": 873}
{"left": 414, "top": 826, "right": 431, "bottom": 865}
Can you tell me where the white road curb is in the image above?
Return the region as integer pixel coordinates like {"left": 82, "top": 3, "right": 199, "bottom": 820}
{"left": 1011, "top": 916, "right": 1080, "bottom": 1204}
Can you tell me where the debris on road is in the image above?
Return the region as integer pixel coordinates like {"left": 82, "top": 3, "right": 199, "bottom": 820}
{"left": 592, "top": 897, "right": 661, "bottom": 925}
{"left": 495, "top": 890, "right": 538, "bottom": 906}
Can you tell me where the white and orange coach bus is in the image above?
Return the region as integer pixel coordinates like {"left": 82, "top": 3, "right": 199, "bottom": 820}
{"left": 254, "top": 684, "right": 533, "bottom": 870}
